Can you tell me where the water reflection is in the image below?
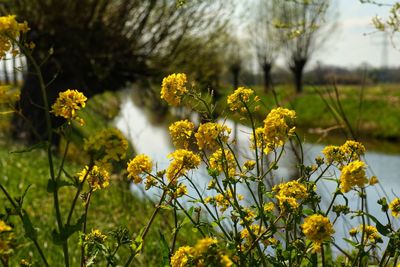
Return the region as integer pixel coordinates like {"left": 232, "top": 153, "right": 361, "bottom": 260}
{"left": 115, "top": 91, "right": 400, "bottom": 252}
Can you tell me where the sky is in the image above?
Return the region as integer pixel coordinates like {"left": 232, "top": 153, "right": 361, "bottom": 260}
{"left": 310, "top": 0, "right": 400, "bottom": 68}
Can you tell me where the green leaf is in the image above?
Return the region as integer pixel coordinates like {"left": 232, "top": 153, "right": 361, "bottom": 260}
{"left": 159, "top": 232, "right": 171, "bottom": 267}
{"left": 343, "top": 238, "right": 357, "bottom": 247}
{"left": 21, "top": 210, "right": 37, "bottom": 240}
{"left": 9, "top": 142, "right": 47, "bottom": 154}
{"left": 302, "top": 208, "right": 314, "bottom": 215}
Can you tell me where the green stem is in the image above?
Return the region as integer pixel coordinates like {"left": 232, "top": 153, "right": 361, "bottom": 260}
{"left": 81, "top": 190, "right": 93, "bottom": 267}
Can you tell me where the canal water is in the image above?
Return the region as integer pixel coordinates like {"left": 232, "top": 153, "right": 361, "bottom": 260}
{"left": 115, "top": 91, "right": 400, "bottom": 253}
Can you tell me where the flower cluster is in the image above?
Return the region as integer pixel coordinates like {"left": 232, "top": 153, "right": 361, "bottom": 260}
{"left": 127, "top": 154, "right": 153, "bottom": 183}
{"left": 227, "top": 87, "right": 255, "bottom": 112}
{"left": 161, "top": 73, "right": 188, "bottom": 106}
{"left": 78, "top": 165, "right": 110, "bottom": 191}
{"left": 206, "top": 190, "right": 244, "bottom": 212}
{"left": 195, "top": 122, "right": 231, "bottom": 150}
{"left": 209, "top": 148, "right": 236, "bottom": 177}
{"left": 322, "top": 140, "right": 365, "bottom": 165}
{"left": 0, "top": 15, "right": 29, "bottom": 59}
{"left": 273, "top": 180, "right": 309, "bottom": 210}
{"left": 51, "top": 89, "right": 87, "bottom": 125}
{"left": 166, "top": 149, "right": 201, "bottom": 182}
{"left": 349, "top": 225, "right": 382, "bottom": 245}
{"left": 84, "top": 128, "right": 128, "bottom": 168}
{"left": 169, "top": 119, "right": 195, "bottom": 149}
{"left": 339, "top": 160, "right": 368, "bottom": 193}
{"left": 262, "top": 107, "right": 296, "bottom": 153}
{"left": 301, "top": 214, "right": 334, "bottom": 253}
{"left": 171, "top": 238, "right": 232, "bottom": 267}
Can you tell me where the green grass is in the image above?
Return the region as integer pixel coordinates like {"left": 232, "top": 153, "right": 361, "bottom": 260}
{"left": 0, "top": 91, "right": 201, "bottom": 266}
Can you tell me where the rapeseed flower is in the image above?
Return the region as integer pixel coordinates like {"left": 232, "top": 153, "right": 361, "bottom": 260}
{"left": 227, "top": 87, "right": 255, "bottom": 112}
{"left": 389, "top": 198, "right": 400, "bottom": 217}
{"left": 209, "top": 148, "right": 236, "bottom": 177}
{"left": 273, "top": 180, "right": 308, "bottom": 210}
{"left": 0, "top": 220, "right": 11, "bottom": 233}
{"left": 195, "top": 122, "right": 231, "bottom": 150}
{"left": 84, "top": 128, "right": 128, "bottom": 168}
{"left": 0, "top": 15, "right": 28, "bottom": 58}
{"left": 170, "top": 246, "right": 194, "bottom": 267}
{"left": 166, "top": 149, "right": 201, "bottom": 182}
{"left": 352, "top": 225, "right": 382, "bottom": 244}
{"left": 301, "top": 214, "right": 334, "bottom": 253}
{"left": 339, "top": 160, "right": 368, "bottom": 193}
{"left": 263, "top": 107, "right": 296, "bottom": 154}
{"left": 51, "top": 89, "right": 87, "bottom": 125}
{"left": 169, "top": 119, "right": 194, "bottom": 149}
{"left": 127, "top": 154, "right": 152, "bottom": 183}
{"left": 213, "top": 190, "right": 244, "bottom": 212}
{"left": 161, "top": 73, "right": 188, "bottom": 106}
{"left": 78, "top": 165, "right": 110, "bottom": 191}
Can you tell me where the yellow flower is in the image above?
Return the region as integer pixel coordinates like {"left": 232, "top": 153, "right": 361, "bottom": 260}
{"left": 301, "top": 214, "right": 334, "bottom": 253}
{"left": 78, "top": 165, "right": 110, "bottom": 191}
{"left": 322, "top": 145, "right": 345, "bottom": 164}
{"left": 369, "top": 175, "right": 379, "bottom": 185}
{"left": 51, "top": 89, "right": 87, "bottom": 125}
{"left": 127, "top": 154, "right": 152, "bottom": 183}
{"left": 240, "top": 224, "right": 266, "bottom": 244}
{"left": 341, "top": 140, "right": 365, "bottom": 160}
{"left": 263, "top": 202, "right": 275, "bottom": 213}
{"left": 273, "top": 180, "right": 308, "bottom": 210}
{"left": 0, "top": 220, "right": 11, "bottom": 233}
{"left": 170, "top": 183, "right": 188, "bottom": 199}
{"left": 84, "top": 128, "right": 128, "bottom": 167}
{"left": 213, "top": 190, "right": 243, "bottom": 212}
{"left": 220, "top": 254, "right": 233, "bottom": 267}
{"left": 195, "top": 237, "right": 218, "bottom": 254}
{"left": 166, "top": 149, "right": 201, "bottom": 182}
{"left": 171, "top": 246, "right": 194, "bottom": 267}
{"left": 389, "top": 198, "right": 400, "bottom": 217}
{"left": 85, "top": 229, "right": 107, "bottom": 243}
{"left": 263, "top": 107, "right": 296, "bottom": 154}
{"left": 160, "top": 73, "right": 188, "bottom": 106}
{"left": 169, "top": 120, "right": 194, "bottom": 149}
{"left": 250, "top": 127, "right": 265, "bottom": 150}
{"left": 227, "top": 87, "right": 255, "bottom": 111}
{"left": 209, "top": 148, "right": 236, "bottom": 177}
{"left": 339, "top": 160, "right": 368, "bottom": 193}
{"left": 195, "top": 122, "right": 231, "bottom": 150}
{"left": 243, "top": 160, "right": 256, "bottom": 171}
{"left": 0, "top": 15, "right": 28, "bottom": 58}
{"left": 322, "top": 141, "right": 366, "bottom": 165}
{"left": 360, "top": 225, "right": 382, "bottom": 244}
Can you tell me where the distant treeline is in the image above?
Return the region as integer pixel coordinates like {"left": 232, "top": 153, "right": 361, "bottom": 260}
{"left": 239, "top": 63, "right": 400, "bottom": 87}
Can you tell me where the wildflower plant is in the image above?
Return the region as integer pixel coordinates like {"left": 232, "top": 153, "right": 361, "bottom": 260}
{"left": 1, "top": 14, "right": 400, "bottom": 267}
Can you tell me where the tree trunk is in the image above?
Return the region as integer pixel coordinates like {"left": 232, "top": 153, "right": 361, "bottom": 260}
{"left": 3, "top": 58, "right": 9, "bottom": 85}
{"left": 262, "top": 63, "right": 272, "bottom": 93}
{"left": 231, "top": 65, "right": 240, "bottom": 91}
{"left": 290, "top": 58, "right": 307, "bottom": 94}
{"left": 12, "top": 44, "right": 17, "bottom": 85}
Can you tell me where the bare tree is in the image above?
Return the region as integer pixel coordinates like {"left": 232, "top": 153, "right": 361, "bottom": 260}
{"left": 250, "top": 0, "right": 281, "bottom": 93}
{"left": 278, "top": 0, "right": 331, "bottom": 93}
